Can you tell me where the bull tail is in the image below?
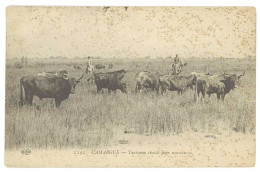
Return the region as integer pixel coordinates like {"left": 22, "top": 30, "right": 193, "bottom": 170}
{"left": 19, "top": 78, "right": 24, "bottom": 106}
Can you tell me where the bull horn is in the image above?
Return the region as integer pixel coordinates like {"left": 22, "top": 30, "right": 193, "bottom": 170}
{"left": 238, "top": 71, "right": 245, "bottom": 79}
{"left": 76, "top": 74, "right": 84, "bottom": 81}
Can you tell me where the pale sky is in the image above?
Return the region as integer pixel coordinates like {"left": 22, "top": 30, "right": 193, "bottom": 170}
{"left": 6, "top": 7, "right": 256, "bottom": 59}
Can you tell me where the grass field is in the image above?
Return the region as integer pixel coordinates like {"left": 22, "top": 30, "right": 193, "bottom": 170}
{"left": 5, "top": 58, "right": 256, "bottom": 149}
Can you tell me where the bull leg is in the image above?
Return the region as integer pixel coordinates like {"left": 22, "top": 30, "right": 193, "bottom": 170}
{"left": 156, "top": 85, "right": 160, "bottom": 95}
{"left": 160, "top": 86, "right": 164, "bottom": 95}
{"left": 24, "top": 91, "right": 33, "bottom": 105}
{"left": 217, "top": 93, "right": 221, "bottom": 100}
{"left": 24, "top": 93, "right": 29, "bottom": 105}
{"left": 201, "top": 91, "right": 206, "bottom": 101}
{"left": 194, "top": 90, "right": 200, "bottom": 102}
{"left": 221, "top": 93, "right": 225, "bottom": 101}
{"left": 27, "top": 93, "right": 33, "bottom": 105}
{"left": 97, "top": 87, "right": 102, "bottom": 93}
{"left": 194, "top": 92, "right": 197, "bottom": 102}
{"left": 55, "top": 98, "right": 61, "bottom": 108}
{"left": 156, "top": 86, "right": 159, "bottom": 94}
{"left": 23, "top": 89, "right": 29, "bottom": 105}
{"left": 135, "top": 83, "right": 140, "bottom": 93}
{"left": 158, "top": 85, "right": 163, "bottom": 95}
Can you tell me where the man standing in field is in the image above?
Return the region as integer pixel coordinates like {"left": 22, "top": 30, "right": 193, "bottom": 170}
{"left": 87, "top": 58, "right": 92, "bottom": 67}
{"left": 86, "top": 58, "right": 94, "bottom": 74}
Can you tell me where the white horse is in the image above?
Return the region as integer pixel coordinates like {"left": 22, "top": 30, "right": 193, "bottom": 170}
{"left": 171, "top": 60, "right": 187, "bottom": 75}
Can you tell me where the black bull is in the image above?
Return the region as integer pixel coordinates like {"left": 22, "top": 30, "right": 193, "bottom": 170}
{"left": 20, "top": 74, "right": 83, "bottom": 107}
{"left": 95, "top": 64, "right": 106, "bottom": 69}
{"left": 89, "top": 70, "right": 127, "bottom": 93}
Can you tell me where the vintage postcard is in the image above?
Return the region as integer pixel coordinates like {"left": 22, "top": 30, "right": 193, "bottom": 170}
{"left": 5, "top": 6, "right": 255, "bottom": 167}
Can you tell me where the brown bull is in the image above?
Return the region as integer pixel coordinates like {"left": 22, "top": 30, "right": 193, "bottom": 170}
{"left": 158, "top": 75, "right": 196, "bottom": 95}
{"left": 194, "top": 71, "right": 245, "bottom": 102}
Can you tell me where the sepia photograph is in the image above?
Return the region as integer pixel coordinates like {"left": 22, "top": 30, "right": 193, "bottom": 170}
{"left": 5, "top": 6, "right": 256, "bottom": 167}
